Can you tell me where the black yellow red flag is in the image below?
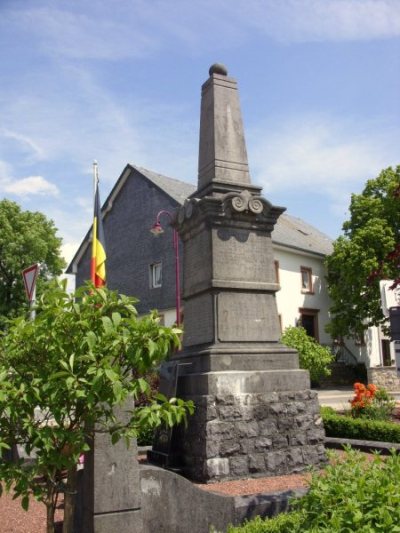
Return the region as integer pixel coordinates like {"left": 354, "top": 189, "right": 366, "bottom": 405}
{"left": 90, "top": 166, "right": 106, "bottom": 287}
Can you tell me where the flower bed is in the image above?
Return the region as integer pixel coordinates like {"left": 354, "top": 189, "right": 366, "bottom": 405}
{"left": 321, "top": 382, "right": 400, "bottom": 443}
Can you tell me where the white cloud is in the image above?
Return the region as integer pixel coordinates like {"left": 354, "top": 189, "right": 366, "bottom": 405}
{"left": 0, "top": 160, "right": 59, "bottom": 199}
{"left": 249, "top": 114, "right": 398, "bottom": 213}
{"left": 2, "top": 129, "right": 46, "bottom": 161}
{"left": 0, "top": 60, "right": 197, "bottom": 189}
{"left": 2, "top": 2, "right": 159, "bottom": 61}
{"left": 3, "top": 176, "right": 59, "bottom": 197}
{"left": 0, "top": 159, "right": 12, "bottom": 182}
{"left": 61, "top": 241, "right": 81, "bottom": 265}
{"left": 2, "top": 0, "right": 399, "bottom": 66}
{"left": 0, "top": 0, "right": 398, "bottom": 251}
{"left": 231, "top": 0, "right": 400, "bottom": 43}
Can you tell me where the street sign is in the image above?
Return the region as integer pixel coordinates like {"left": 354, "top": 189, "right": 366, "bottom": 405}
{"left": 22, "top": 264, "right": 39, "bottom": 301}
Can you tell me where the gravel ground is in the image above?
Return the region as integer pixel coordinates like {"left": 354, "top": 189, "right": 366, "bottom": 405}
{"left": 0, "top": 490, "right": 63, "bottom": 533}
{"left": 196, "top": 472, "right": 310, "bottom": 496}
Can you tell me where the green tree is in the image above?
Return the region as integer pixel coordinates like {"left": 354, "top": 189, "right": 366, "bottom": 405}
{"left": 281, "top": 326, "right": 333, "bottom": 385}
{"left": 0, "top": 199, "right": 65, "bottom": 328}
{"left": 0, "top": 281, "right": 194, "bottom": 533}
{"left": 326, "top": 166, "right": 400, "bottom": 339}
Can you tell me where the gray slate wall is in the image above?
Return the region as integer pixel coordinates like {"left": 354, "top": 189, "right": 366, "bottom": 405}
{"left": 75, "top": 169, "right": 182, "bottom": 316}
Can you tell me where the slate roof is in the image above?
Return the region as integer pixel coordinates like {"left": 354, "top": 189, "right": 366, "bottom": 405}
{"left": 133, "top": 165, "right": 333, "bottom": 257}
{"left": 132, "top": 165, "right": 196, "bottom": 205}
{"left": 67, "top": 164, "right": 333, "bottom": 273}
{"left": 272, "top": 213, "right": 333, "bottom": 257}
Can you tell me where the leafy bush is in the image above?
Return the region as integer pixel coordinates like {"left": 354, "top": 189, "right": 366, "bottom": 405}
{"left": 320, "top": 405, "right": 335, "bottom": 416}
{"left": 137, "top": 425, "right": 155, "bottom": 446}
{"left": 322, "top": 408, "right": 400, "bottom": 443}
{"left": 281, "top": 326, "right": 334, "bottom": 384}
{"left": 226, "top": 447, "right": 400, "bottom": 532}
{"left": 225, "top": 512, "right": 305, "bottom": 533}
{"left": 0, "top": 281, "right": 194, "bottom": 533}
{"left": 134, "top": 370, "right": 159, "bottom": 445}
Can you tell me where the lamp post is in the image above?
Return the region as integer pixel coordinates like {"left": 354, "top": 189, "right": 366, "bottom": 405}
{"left": 150, "top": 210, "right": 181, "bottom": 327}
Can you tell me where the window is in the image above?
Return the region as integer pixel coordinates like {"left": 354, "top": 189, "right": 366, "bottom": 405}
{"left": 274, "top": 260, "right": 280, "bottom": 284}
{"left": 299, "top": 308, "right": 319, "bottom": 341}
{"left": 150, "top": 262, "right": 162, "bottom": 288}
{"left": 300, "top": 266, "right": 313, "bottom": 293}
{"left": 381, "top": 339, "right": 392, "bottom": 366}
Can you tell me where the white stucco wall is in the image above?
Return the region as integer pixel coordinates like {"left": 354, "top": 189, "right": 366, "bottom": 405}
{"left": 365, "top": 324, "right": 397, "bottom": 369}
{"left": 157, "top": 244, "right": 386, "bottom": 370}
{"left": 273, "top": 246, "right": 332, "bottom": 346}
{"left": 161, "top": 308, "right": 178, "bottom": 327}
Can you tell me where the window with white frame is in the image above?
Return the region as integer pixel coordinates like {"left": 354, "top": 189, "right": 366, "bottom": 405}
{"left": 300, "top": 266, "right": 313, "bottom": 293}
{"left": 150, "top": 262, "right": 162, "bottom": 288}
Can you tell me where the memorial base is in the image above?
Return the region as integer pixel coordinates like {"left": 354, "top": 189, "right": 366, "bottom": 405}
{"left": 172, "top": 387, "right": 326, "bottom": 483}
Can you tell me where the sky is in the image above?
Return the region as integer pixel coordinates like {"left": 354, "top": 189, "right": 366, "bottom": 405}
{"left": 1, "top": 0, "right": 399, "bottom": 266}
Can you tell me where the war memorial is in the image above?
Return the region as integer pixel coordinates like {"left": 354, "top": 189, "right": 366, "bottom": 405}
{"left": 147, "top": 63, "right": 326, "bottom": 483}
{"left": 78, "top": 63, "right": 326, "bottom": 532}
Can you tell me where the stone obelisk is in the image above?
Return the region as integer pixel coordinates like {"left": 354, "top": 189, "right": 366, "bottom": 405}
{"left": 169, "top": 64, "right": 325, "bottom": 482}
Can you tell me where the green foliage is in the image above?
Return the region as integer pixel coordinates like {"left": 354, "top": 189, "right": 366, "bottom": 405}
{"left": 293, "top": 447, "right": 400, "bottom": 532}
{"left": 362, "top": 387, "right": 396, "bottom": 421}
{"left": 225, "top": 512, "right": 305, "bottom": 533}
{"left": 320, "top": 405, "right": 336, "bottom": 416}
{"left": 0, "top": 199, "right": 65, "bottom": 329}
{"left": 326, "top": 165, "right": 400, "bottom": 339}
{"left": 322, "top": 408, "right": 400, "bottom": 443}
{"left": 137, "top": 425, "right": 155, "bottom": 446}
{"left": 134, "top": 371, "right": 160, "bottom": 445}
{"left": 226, "top": 447, "right": 400, "bottom": 532}
{"left": 0, "top": 281, "right": 194, "bottom": 528}
{"left": 281, "top": 326, "right": 333, "bottom": 384}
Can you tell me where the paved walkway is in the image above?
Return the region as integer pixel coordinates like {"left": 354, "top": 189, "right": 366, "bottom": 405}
{"left": 315, "top": 387, "right": 400, "bottom": 410}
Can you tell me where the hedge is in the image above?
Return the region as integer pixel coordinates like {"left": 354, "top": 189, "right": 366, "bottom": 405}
{"left": 321, "top": 408, "right": 400, "bottom": 443}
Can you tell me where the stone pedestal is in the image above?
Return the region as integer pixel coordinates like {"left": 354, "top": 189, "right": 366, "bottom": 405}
{"left": 175, "top": 389, "right": 324, "bottom": 482}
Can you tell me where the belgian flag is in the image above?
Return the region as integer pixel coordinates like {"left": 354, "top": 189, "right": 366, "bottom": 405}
{"left": 90, "top": 177, "right": 106, "bottom": 287}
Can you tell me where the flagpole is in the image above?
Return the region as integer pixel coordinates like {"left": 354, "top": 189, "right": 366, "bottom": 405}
{"left": 90, "top": 161, "right": 107, "bottom": 287}
{"left": 91, "top": 161, "right": 98, "bottom": 285}
{"left": 93, "top": 160, "right": 98, "bottom": 197}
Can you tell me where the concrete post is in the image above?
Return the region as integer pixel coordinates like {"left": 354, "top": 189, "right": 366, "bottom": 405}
{"left": 77, "top": 402, "right": 143, "bottom": 532}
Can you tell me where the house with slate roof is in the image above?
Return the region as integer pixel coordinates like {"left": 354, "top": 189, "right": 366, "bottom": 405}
{"left": 68, "top": 162, "right": 400, "bottom": 382}
{"left": 67, "top": 60, "right": 399, "bottom": 387}
{"left": 67, "top": 164, "right": 346, "bottom": 349}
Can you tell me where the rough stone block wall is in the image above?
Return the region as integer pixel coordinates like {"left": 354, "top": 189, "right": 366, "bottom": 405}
{"left": 177, "top": 390, "right": 326, "bottom": 482}
{"left": 367, "top": 367, "right": 400, "bottom": 391}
